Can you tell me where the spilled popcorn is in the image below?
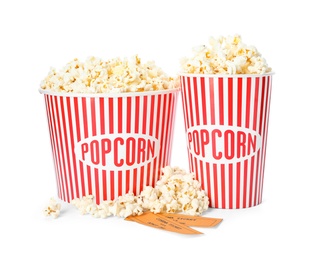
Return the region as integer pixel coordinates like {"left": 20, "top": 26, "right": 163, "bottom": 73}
{"left": 43, "top": 197, "right": 61, "bottom": 218}
{"left": 71, "top": 166, "right": 209, "bottom": 218}
{"left": 40, "top": 55, "right": 178, "bottom": 93}
{"left": 180, "top": 34, "right": 272, "bottom": 74}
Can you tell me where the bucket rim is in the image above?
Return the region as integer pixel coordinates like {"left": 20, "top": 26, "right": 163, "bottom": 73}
{"left": 39, "top": 87, "right": 180, "bottom": 97}
{"left": 178, "top": 72, "right": 275, "bottom": 78}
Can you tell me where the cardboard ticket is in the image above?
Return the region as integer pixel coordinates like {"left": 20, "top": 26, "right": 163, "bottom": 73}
{"left": 125, "top": 211, "right": 203, "bottom": 235}
{"left": 160, "top": 212, "right": 223, "bottom": 227}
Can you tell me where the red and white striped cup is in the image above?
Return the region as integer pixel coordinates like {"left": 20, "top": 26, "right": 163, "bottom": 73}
{"left": 39, "top": 88, "right": 179, "bottom": 204}
{"left": 180, "top": 73, "right": 273, "bottom": 209}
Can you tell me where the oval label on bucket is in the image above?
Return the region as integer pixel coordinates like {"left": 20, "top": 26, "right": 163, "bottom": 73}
{"left": 186, "top": 125, "right": 262, "bottom": 164}
{"left": 74, "top": 134, "right": 160, "bottom": 170}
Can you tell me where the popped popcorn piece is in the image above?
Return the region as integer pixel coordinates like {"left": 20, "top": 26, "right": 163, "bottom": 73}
{"left": 181, "top": 34, "right": 272, "bottom": 75}
{"left": 40, "top": 55, "right": 179, "bottom": 93}
{"left": 43, "top": 197, "right": 61, "bottom": 218}
{"left": 71, "top": 166, "right": 209, "bottom": 218}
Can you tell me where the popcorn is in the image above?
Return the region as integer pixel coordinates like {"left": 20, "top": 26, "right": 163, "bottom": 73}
{"left": 71, "top": 166, "right": 209, "bottom": 218}
{"left": 43, "top": 197, "right": 61, "bottom": 218}
{"left": 180, "top": 34, "right": 272, "bottom": 74}
{"left": 40, "top": 55, "right": 179, "bottom": 93}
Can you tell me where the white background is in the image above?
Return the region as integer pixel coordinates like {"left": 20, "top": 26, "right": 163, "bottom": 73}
{"left": 1, "top": 0, "right": 318, "bottom": 259}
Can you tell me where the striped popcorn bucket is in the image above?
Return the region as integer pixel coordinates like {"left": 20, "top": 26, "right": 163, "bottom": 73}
{"left": 39, "top": 88, "right": 179, "bottom": 204}
{"left": 180, "top": 73, "right": 273, "bottom": 208}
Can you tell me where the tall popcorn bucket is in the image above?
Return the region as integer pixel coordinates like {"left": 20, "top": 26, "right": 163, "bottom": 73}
{"left": 39, "top": 88, "right": 179, "bottom": 205}
{"left": 180, "top": 73, "right": 273, "bottom": 209}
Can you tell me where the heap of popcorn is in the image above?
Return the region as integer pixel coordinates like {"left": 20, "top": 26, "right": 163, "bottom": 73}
{"left": 42, "top": 34, "right": 272, "bottom": 220}
{"left": 44, "top": 166, "right": 209, "bottom": 218}
{"left": 180, "top": 34, "right": 272, "bottom": 74}
{"left": 40, "top": 55, "right": 178, "bottom": 93}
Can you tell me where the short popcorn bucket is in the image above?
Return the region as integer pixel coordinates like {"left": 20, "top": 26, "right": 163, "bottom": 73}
{"left": 39, "top": 88, "right": 180, "bottom": 204}
{"left": 179, "top": 73, "right": 273, "bottom": 209}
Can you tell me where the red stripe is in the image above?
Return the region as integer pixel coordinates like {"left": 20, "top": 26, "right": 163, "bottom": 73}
{"left": 187, "top": 77, "right": 194, "bottom": 127}
{"left": 110, "top": 170, "right": 114, "bottom": 200}
{"left": 200, "top": 77, "right": 207, "bottom": 125}
{"left": 109, "top": 98, "right": 114, "bottom": 134}
{"left": 189, "top": 153, "right": 194, "bottom": 173}
{"left": 133, "top": 168, "right": 137, "bottom": 195}
{"left": 102, "top": 170, "right": 107, "bottom": 201}
{"left": 205, "top": 162, "right": 211, "bottom": 207}
{"left": 91, "top": 98, "right": 97, "bottom": 136}
{"left": 221, "top": 164, "right": 225, "bottom": 208}
{"left": 243, "top": 159, "right": 248, "bottom": 208}
{"left": 193, "top": 77, "right": 200, "bottom": 126}
{"left": 139, "top": 167, "right": 144, "bottom": 194}
{"left": 245, "top": 78, "right": 251, "bottom": 128}
{"left": 94, "top": 169, "right": 100, "bottom": 204}
{"left": 149, "top": 95, "right": 155, "bottom": 136}
{"left": 82, "top": 98, "right": 89, "bottom": 137}
{"left": 87, "top": 166, "right": 92, "bottom": 195}
{"left": 228, "top": 164, "right": 233, "bottom": 209}
{"left": 134, "top": 96, "right": 140, "bottom": 133}
{"left": 237, "top": 78, "right": 242, "bottom": 127}
{"left": 209, "top": 78, "right": 216, "bottom": 125}
{"left": 118, "top": 170, "right": 122, "bottom": 197}
{"left": 126, "top": 97, "right": 132, "bottom": 133}
{"left": 125, "top": 170, "right": 130, "bottom": 193}
{"left": 118, "top": 97, "right": 123, "bottom": 133}
{"left": 194, "top": 157, "right": 199, "bottom": 181}
{"left": 199, "top": 160, "right": 204, "bottom": 193}
{"left": 218, "top": 78, "right": 224, "bottom": 125}
{"left": 213, "top": 164, "right": 218, "bottom": 208}
{"left": 228, "top": 78, "right": 233, "bottom": 126}
{"left": 142, "top": 96, "right": 148, "bottom": 134}
{"left": 100, "top": 98, "right": 105, "bottom": 134}
{"left": 236, "top": 162, "right": 241, "bottom": 208}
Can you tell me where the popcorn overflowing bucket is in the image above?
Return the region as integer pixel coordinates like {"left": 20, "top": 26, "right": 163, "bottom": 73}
{"left": 180, "top": 73, "right": 273, "bottom": 208}
{"left": 39, "top": 89, "right": 179, "bottom": 204}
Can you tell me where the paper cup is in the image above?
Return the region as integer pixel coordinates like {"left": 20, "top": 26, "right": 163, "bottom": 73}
{"left": 39, "top": 88, "right": 179, "bottom": 204}
{"left": 180, "top": 73, "right": 273, "bottom": 209}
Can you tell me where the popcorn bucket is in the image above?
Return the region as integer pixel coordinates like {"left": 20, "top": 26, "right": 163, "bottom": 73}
{"left": 39, "top": 89, "right": 179, "bottom": 204}
{"left": 180, "top": 73, "right": 273, "bottom": 208}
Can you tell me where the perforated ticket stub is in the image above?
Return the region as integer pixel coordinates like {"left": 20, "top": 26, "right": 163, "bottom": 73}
{"left": 125, "top": 211, "right": 222, "bottom": 234}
